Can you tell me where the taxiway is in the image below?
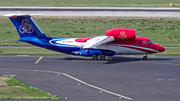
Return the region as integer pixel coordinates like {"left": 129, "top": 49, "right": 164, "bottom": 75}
{"left": 0, "top": 55, "right": 180, "bottom": 101}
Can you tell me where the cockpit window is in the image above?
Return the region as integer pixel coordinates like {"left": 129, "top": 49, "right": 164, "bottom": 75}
{"left": 142, "top": 40, "right": 153, "bottom": 44}
{"left": 150, "top": 40, "right": 154, "bottom": 43}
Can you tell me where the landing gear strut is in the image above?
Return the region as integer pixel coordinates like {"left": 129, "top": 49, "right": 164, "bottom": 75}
{"left": 143, "top": 54, "right": 148, "bottom": 60}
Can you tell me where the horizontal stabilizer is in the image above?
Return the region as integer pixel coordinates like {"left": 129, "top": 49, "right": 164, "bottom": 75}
{"left": 4, "top": 13, "right": 41, "bottom": 17}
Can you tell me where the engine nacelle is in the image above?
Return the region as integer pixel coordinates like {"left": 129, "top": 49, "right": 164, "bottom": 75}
{"left": 105, "top": 28, "right": 136, "bottom": 41}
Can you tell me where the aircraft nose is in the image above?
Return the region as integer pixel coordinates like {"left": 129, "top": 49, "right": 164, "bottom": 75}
{"left": 159, "top": 46, "right": 165, "bottom": 52}
{"left": 155, "top": 44, "right": 165, "bottom": 52}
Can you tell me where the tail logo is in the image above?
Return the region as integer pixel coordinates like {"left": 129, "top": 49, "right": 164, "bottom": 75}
{"left": 19, "top": 19, "right": 33, "bottom": 34}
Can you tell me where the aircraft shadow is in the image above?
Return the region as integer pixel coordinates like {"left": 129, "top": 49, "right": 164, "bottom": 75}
{"left": 49, "top": 56, "right": 173, "bottom": 64}
{"left": 52, "top": 56, "right": 92, "bottom": 61}
{"left": 104, "top": 56, "right": 173, "bottom": 64}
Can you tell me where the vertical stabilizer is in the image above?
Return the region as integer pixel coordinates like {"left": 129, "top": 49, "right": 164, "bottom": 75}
{"left": 4, "top": 14, "right": 46, "bottom": 38}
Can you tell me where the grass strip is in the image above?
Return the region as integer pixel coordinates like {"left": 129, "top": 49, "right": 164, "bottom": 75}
{"left": 0, "top": 76, "right": 62, "bottom": 99}
{"left": 0, "top": 48, "right": 180, "bottom": 55}
{"left": 0, "top": 48, "right": 64, "bottom": 55}
{"left": 0, "top": 0, "right": 180, "bottom": 7}
{"left": 1, "top": 16, "right": 180, "bottom": 47}
{"left": 156, "top": 48, "right": 180, "bottom": 55}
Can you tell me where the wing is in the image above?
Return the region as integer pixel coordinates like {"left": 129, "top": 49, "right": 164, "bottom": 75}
{"left": 83, "top": 36, "right": 115, "bottom": 49}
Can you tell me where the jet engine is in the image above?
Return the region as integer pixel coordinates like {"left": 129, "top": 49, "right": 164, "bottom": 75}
{"left": 105, "top": 28, "right": 136, "bottom": 41}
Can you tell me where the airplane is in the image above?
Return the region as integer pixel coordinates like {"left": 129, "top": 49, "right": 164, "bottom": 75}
{"left": 4, "top": 13, "right": 165, "bottom": 60}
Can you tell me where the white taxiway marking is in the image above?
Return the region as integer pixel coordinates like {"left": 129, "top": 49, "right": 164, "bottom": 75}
{"left": 2, "top": 74, "right": 16, "bottom": 77}
{"left": 62, "top": 73, "right": 133, "bottom": 100}
{"left": 1, "top": 69, "right": 133, "bottom": 100}
{"left": 156, "top": 79, "right": 163, "bottom": 81}
{"left": 17, "top": 55, "right": 29, "bottom": 57}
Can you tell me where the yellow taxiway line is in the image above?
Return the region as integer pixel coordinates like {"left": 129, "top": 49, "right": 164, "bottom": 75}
{"left": 35, "top": 56, "right": 43, "bottom": 64}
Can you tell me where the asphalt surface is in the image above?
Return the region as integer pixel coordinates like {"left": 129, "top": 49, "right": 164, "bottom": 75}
{"left": 1, "top": 7, "right": 180, "bottom": 17}
{"left": 0, "top": 55, "right": 180, "bottom": 101}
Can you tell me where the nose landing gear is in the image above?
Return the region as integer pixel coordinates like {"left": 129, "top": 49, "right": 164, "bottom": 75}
{"left": 143, "top": 54, "right": 148, "bottom": 60}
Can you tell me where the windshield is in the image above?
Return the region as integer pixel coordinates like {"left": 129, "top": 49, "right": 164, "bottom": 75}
{"left": 150, "top": 40, "right": 154, "bottom": 43}
{"left": 142, "top": 40, "right": 153, "bottom": 44}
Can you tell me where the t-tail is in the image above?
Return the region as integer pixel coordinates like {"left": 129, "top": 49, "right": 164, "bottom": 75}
{"left": 4, "top": 14, "right": 47, "bottom": 47}
{"left": 4, "top": 14, "right": 46, "bottom": 38}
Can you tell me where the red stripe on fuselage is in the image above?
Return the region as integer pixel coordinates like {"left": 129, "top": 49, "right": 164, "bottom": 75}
{"left": 120, "top": 45, "right": 157, "bottom": 53}
{"left": 11, "top": 15, "right": 17, "bottom": 17}
{"left": 106, "top": 37, "right": 160, "bottom": 53}
{"left": 75, "top": 37, "right": 94, "bottom": 43}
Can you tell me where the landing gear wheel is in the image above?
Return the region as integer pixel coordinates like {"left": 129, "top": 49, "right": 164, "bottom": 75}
{"left": 143, "top": 56, "right": 147, "bottom": 60}
{"left": 99, "top": 55, "right": 106, "bottom": 60}
{"left": 92, "top": 55, "right": 98, "bottom": 60}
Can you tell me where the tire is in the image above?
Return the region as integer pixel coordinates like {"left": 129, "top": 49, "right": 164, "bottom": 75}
{"left": 99, "top": 55, "right": 105, "bottom": 60}
{"left": 143, "top": 56, "right": 147, "bottom": 60}
{"left": 92, "top": 55, "right": 98, "bottom": 60}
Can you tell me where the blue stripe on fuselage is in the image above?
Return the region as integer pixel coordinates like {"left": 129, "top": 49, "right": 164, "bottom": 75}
{"left": 38, "top": 37, "right": 79, "bottom": 54}
{"left": 18, "top": 37, "right": 115, "bottom": 56}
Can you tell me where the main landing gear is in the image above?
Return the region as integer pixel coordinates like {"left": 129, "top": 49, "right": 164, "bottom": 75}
{"left": 143, "top": 54, "right": 148, "bottom": 60}
{"left": 92, "top": 55, "right": 106, "bottom": 60}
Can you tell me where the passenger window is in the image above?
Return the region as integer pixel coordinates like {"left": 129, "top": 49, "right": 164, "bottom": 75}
{"left": 142, "top": 41, "right": 151, "bottom": 44}
{"left": 142, "top": 41, "right": 147, "bottom": 44}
